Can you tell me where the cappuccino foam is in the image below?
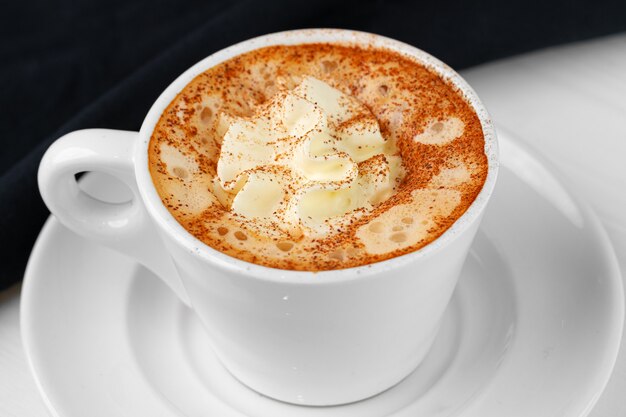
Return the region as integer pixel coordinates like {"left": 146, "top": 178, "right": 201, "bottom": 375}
{"left": 149, "top": 43, "right": 487, "bottom": 271}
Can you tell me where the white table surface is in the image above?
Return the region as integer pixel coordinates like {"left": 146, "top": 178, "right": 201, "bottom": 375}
{"left": 1, "top": 33, "right": 625, "bottom": 417}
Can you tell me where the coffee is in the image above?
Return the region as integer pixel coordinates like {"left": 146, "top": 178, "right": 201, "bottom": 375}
{"left": 148, "top": 43, "right": 487, "bottom": 271}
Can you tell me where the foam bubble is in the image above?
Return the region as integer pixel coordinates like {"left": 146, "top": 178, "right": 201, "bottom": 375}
{"left": 155, "top": 143, "right": 217, "bottom": 215}
{"left": 429, "top": 160, "right": 471, "bottom": 188}
{"left": 413, "top": 117, "right": 464, "bottom": 145}
{"left": 200, "top": 106, "right": 213, "bottom": 123}
{"left": 356, "top": 188, "right": 461, "bottom": 255}
{"left": 171, "top": 166, "right": 188, "bottom": 179}
{"left": 329, "top": 248, "right": 345, "bottom": 261}
{"left": 321, "top": 59, "right": 338, "bottom": 74}
{"left": 160, "top": 144, "right": 200, "bottom": 178}
{"left": 277, "top": 241, "right": 294, "bottom": 252}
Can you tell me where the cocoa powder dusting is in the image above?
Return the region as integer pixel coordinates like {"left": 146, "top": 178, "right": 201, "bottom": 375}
{"left": 148, "top": 43, "right": 488, "bottom": 271}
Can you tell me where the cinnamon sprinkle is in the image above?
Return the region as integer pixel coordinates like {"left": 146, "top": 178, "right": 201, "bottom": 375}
{"left": 148, "top": 43, "right": 488, "bottom": 271}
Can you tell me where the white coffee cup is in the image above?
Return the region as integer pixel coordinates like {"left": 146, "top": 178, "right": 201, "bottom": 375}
{"left": 38, "top": 29, "right": 498, "bottom": 406}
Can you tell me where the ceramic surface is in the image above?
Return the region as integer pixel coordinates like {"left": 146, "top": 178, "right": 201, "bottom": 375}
{"left": 37, "top": 29, "right": 498, "bottom": 405}
{"left": 23, "top": 132, "right": 623, "bottom": 417}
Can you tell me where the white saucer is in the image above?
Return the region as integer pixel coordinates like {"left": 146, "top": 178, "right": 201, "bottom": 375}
{"left": 22, "top": 131, "right": 624, "bottom": 417}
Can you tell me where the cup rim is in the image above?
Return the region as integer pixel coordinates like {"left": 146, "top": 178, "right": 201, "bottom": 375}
{"left": 135, "top": 28, "right": 499, "bottom": 283}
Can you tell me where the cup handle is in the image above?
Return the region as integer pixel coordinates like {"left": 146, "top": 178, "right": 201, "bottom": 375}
{"left": 38, "top": 129, "right": 192, "bottom": 307}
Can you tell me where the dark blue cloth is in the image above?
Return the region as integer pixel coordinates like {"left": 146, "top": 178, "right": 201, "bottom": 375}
{"left": 1, "top": 0, "right": 625, "bottom": 289}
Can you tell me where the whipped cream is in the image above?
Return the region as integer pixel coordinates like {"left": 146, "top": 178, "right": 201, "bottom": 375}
{"left": 213, "top": 77, "right": 404, "bottom": 237}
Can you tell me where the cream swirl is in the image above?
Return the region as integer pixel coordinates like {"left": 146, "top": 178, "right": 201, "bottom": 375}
{"left": 213, "top": 77, "right": 404, "bottom": 237}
